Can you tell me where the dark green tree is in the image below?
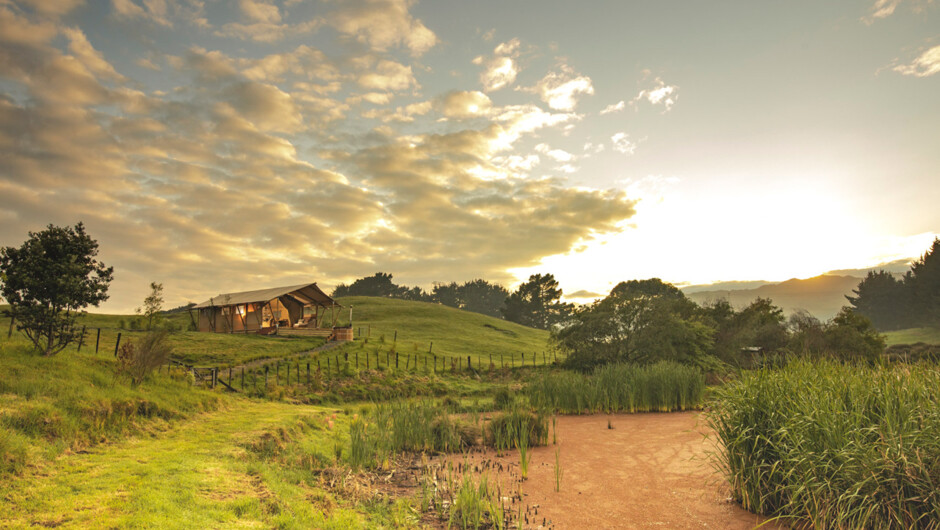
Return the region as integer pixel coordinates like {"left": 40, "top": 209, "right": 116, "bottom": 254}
{"left": 556, "top": 278, "right": 714, "bottom": 370}
{"left": 908, "top": 238, "right": 940, "bottom": 327}
{"left": 845, "top": 270, "right": 910, "bottom": 330}
{"left": 431, "top": 281, "right": 461, "bottom": 307}
{"left": 501, "top": 273, "right": 571, "bottom": 329}
{"left": 0, "top": 223, "right": 113, "bottom": 355}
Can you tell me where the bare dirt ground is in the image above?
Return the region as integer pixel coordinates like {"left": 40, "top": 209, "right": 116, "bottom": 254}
{"left": 443, "top": 412, "right": 783, "bottom": 529}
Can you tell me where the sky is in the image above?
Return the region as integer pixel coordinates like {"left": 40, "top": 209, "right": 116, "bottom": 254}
{"left": 0, "top": 0, "right": 937, "bottom": 313}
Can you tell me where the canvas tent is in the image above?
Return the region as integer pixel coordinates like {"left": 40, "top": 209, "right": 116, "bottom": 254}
{"left": 194, "top": 283, "right": 340, "bottom": 334}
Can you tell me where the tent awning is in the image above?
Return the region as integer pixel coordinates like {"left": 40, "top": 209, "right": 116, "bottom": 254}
{"left": 194, "top": 283, "right": 338, "bottom": 309}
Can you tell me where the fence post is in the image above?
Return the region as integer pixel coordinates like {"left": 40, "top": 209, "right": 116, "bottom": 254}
{"left": 77, "top": 326, "right": 86, "bottom": 352}
{"left": 95, "top": 328, "right": 101, "bottom": 353}
{"left": 335, "top": 355, "right": 339, "bottom": 375}
{"left": 394, "top": 330, "right": 397, "bottom": 342}
{"left": 6, "top": 315, "right": 13, "bottom": 339}
{"left": 306, "top": 363, "right": 310, "bottom": 386}
{"left": 287, "top": 364, "right": 290, "bottom": 385}
{"left": 395, "top": 352, "right": 399, "bottom": 369}
{"left": 355, "top": 352, "right": 358, "bottom": 369}
{"left": 113, "top": 332, "right": 122, "bottom": 357}
{"left": 429, "top": 341, "right": 433, "bottom": 354}
{"left": 467, "top": 356, "right": 471, "bottom": 370}
{"left": 264, "top": 366, "right": 268, "bottom": 389}
{"left": 241, "top": 367, "right": 245, "bottom": 390}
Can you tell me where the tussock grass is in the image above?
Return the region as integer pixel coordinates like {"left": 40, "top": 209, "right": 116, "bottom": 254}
{"left": 527, "top": 361, "right": 705, "bottom": 414}
{"left": 707, "top": 360, "right": 940, "bottom": 529}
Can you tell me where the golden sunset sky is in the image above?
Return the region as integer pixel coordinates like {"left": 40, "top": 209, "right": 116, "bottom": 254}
{"left": 0, "top": 0, "right": 937, "bottom": 312}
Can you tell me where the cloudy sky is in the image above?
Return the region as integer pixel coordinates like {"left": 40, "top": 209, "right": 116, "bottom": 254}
{"left": 0, "top": 0, "right": 937, "bottom": 312}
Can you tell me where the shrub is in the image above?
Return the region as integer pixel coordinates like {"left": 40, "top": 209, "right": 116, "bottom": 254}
{"left": 116, "top": 330, "right": 173, "bottom": 385}
{"left": 707, "top": 360, "right": 940, "bottom": 528}
{"left": 485, "top": 403, "right": 548, "bottom": 449}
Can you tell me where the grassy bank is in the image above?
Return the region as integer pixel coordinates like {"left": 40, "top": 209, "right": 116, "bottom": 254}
{"left": 707, "top": 360, "right": 940, "bottom": 528}
{"left": 527, "top": 361, "right": 706, "bottom": 414}
{"left": 884, "top": 326, "right": 940, "bottom": 346}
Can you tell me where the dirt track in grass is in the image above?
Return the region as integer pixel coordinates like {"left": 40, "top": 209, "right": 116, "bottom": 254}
{"left": 447, "top": 412, "right": 783, "bottom": 529}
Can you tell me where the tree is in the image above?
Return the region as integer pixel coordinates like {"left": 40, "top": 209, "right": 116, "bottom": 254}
{"left": 0, "top": 223, "right": 113, "bottom": 355}
{"left": 142, "top": 282, "right": 164, "bottom": 330}
{"left": 908, "top": 238, "right": 940, "bottom": 327}
{"left": 432, "top": 279, "right": 508, "bottom": 318}
{"left": 332, "top": 272, "right": 429, "bottom": 300}
{"left": 845, "top": 270, "right": 910, "bottom": 330}
{"left": 501, "top": 273, "right": 572, "bottom": 329}
{"left": 555, "top": 278, "right": 714, "bottom": 370}
{"left": 824, "top": 307, "right": 886, "bottom": 363}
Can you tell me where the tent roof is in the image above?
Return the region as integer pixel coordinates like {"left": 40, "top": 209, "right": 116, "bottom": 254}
{"left": 194, "top": 283, "right": 337, "bottom": 309}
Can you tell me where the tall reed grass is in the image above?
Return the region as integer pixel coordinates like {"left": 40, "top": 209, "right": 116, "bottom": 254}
{"left": 707, "top": 360, "right": 940, "bottom": 529}
{"left": 527, "top": 361, "right": 705, "bottom": 413}
{"left": 348, "top": 400, "right": 478, "bottom": 469}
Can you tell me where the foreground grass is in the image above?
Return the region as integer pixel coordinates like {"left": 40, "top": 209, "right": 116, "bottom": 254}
{"left": 0, "top": 335, "right": 226, "bottom": 475}
{"left": 884, "top": 326, "right": 940, "bottom": 346}
{"left": 0, "top": 400, "right": 381, "bottom": 529}
{"left": 707, "top": 360, "right": 940, "bottom": 528}
{"left": 332, "top": 296, "right": 552, "bottom": 366}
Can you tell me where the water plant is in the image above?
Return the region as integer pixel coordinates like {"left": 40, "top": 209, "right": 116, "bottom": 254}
{"left": 707, "top": 359, "right": 940, "bottom": 529}
{"left": 553, "top": 447, "right": 563, "bottom": 492}
{"left": 527, "top": 361, "right": 705, "bottom": 413}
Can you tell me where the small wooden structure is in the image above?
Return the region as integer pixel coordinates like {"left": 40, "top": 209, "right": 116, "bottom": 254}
{"left": 194, "top": 283, "right": 344, "bottom": 337}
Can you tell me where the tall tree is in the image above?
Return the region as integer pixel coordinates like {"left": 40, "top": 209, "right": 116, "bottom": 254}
{"left": 908, "top": 237, "right": 940, "bottom": 327}
{"left": 460, "top": 279, "right": 508, "bottom": 318}
{"left": 846, "top": 270, "right": 910, "bottom": 330}
{"left": 0, "top": 223, "right": 113, "bottom": 355}
{"left": 501, "top": 273, "right": 571, "bottom": 329}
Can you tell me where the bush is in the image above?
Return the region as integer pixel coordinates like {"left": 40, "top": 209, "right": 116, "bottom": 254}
{"left": 116, "top": 330, "right": 173, "bottom": 385}
{"left": 707, "top": 360, "right": 940, "bottom": 528}
{"left": 485, "top": 404, "right": 548, "bottom": 449}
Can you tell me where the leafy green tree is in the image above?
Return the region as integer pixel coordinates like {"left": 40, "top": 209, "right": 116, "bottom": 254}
{"left": 431, "top": 281, "right": 461, "bottom": 307}
{"left": 908, "top": 237, "right": 940, "bottom": 327}
{"left": 846, "top": 270, "right": 910, "bottom": 330}
{"left": 461, "top": 279, "right": 508, "bottom": 318}
{"left": 0, "top": 223, "right": 113, "bottom": 355}
{"left": 787, "top": 309, "right": 827, "bottom": 356}
{"left": 501, "top": 273, "right": 571, "bottom": 329}
{"left": 556, "top": 278, "right": 714, "bottom": 370}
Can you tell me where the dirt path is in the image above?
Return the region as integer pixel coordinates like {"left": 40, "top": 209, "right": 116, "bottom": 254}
{"left": 450, "top": 412, "right": 781, "bottom": 529}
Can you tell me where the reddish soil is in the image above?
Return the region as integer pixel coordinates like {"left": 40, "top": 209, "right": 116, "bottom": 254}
{"left": 445, "top": 412, "right": 782, "bottom": 529}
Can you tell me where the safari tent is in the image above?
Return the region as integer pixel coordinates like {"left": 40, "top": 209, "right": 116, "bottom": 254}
{"left": 194, "top": 283, "right": 342, "bottom": 336}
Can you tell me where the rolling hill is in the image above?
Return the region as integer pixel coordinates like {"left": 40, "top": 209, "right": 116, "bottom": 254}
{"left": 684, "top": 274, "right": 862, "bottom": 320}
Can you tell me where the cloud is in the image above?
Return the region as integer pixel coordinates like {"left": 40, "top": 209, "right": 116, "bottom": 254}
{"left": 860, "top": 0, "right": 935, "bottom": 23}
{"left": 474, "top": 38, "right": 521, "bottom": 92}
{"left": 611, "top": 132, "right": 636, "bottom": 155}
{"left": 893, "top": 45, "right": 940, "bottom": 77}
{"left": 356, "top": 58, "right": 417, "bottom": 91}
{"left": 535, "top": 143, "right": 575, "bottom": 163}
{"left": 600, "top": 100, "right": 625, "bottom": 115}
{"left": 325, "top": 0, "right": 438, "bottom": 56}
{"left": 239, "top": 0, "right": 280, "bottom": 23}
{"left": 631, "top": 77, "right": 678, "bottom": 112}
{"left": 62, "top": 27, "right": 126, "bottom": 83}
{"left": 566, "top": 289, "right": 604, "bottom": 299}
{"left": 523, "top": 65, "right": 594, "bottom": 111}
{"left": 439, "top": 90, "right": 492, "bottom": 118}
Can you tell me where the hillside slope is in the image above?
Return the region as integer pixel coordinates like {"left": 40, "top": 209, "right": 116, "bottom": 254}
{"left": 333, "top": 296, "right": 551, "bottom": 363}
{"left": 686, "top": 274, "right": 861, "bottom": 320}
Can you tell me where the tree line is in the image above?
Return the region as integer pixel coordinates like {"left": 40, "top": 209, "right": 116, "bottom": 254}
{"left": 846, "top": 238, "right": 940, "bottom": 331}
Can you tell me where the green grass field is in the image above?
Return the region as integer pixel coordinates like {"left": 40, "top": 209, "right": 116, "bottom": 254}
{"left": 883, "top": 326, "right": 940, "bottom": 346}
{"left": 331, "top": 296, "right": 552, "bottom": 366}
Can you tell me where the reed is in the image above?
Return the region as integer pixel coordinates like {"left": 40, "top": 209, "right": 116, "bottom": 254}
{"left": 528, "top": 361, "right": 705, "bottom": 414}
{"left": 707, "top": 359, "right": 940, "bottom": 529}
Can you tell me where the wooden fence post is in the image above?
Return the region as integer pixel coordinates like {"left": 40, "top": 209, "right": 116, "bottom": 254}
{"left": 355, "top": 352, "right": 359, "bottom": 369}
{"left": 395, "top": 352, "right": 399, "bottom": 369}
{"left": 6, "top": 315, "right": 13, "bottom": 339}
{"left": 95, "top": 328, "right": 101, "bottom": 353}
{"left": 77, "top": 326, "right": 86, "bottom": 352}
{"left": 429, "top": 341, "right": 433, "bottom": 354}
{"left": 113, "top": 332, "right": 122, "bottom": 357}
{"left": 467, "top": 356, "right": 471, "bottom": 370}
{"left": 241, "top": 367, "right": 245, "bottom": 390}
{"left": 306, "top": 363, "right": 310, "bottom": 386}
{"left": 287, "top": 364, "right": 290, "bottom": 385}
{"left": 264, "top": 366, "right": 268, "bottom": 389}
{"left": 394, "top": 330, "right": 397, "bottom": 342}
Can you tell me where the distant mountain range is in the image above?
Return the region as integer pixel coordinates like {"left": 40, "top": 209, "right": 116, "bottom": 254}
{"left": 680, "top": 259, "right": 913, "bottom": 321}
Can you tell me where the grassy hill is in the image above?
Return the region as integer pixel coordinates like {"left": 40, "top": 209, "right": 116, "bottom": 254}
{"left": 331, "top": 296, "right": 552, "bottom": 365}
{"left": 686, "top": 274, "right": 861, "bottom": 320}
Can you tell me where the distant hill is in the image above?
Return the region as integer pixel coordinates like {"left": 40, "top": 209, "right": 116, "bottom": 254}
{"left": 685, "top": 274, "right": 862, "bottom": 320}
